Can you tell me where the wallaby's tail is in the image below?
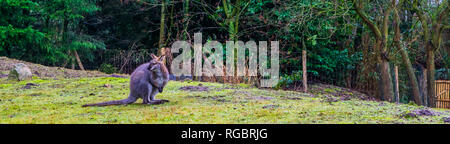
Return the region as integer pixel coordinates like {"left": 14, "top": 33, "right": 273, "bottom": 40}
{"left": 82, "top": 97, "right": 136, "bottom": 107}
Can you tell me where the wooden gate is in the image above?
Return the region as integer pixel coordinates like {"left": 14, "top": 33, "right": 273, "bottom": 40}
{"left": 436, "top": 80, "right": 450, "bottom": 109}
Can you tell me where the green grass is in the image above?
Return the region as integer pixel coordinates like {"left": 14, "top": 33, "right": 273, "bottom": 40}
{"left": 0, "top": 77, "right": 449, "bottom": 124}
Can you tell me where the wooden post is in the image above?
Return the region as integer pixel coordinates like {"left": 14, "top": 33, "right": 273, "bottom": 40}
{"left": 436, "top": 81, "right": 439, "bottom": 108}
{"left": 302, "top": 50, "right": 307, "bottom": 93}
{"left": 394, "top": 65, "right": 399, "bottom": 103}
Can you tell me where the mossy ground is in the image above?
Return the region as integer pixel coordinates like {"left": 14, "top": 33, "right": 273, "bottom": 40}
{"left": 1, "top": 76, "right": 449, "bottom": 124}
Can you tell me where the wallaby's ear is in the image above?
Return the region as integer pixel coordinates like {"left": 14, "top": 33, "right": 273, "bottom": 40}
{"left": 159, "top": 55, "right": 166, "bottom": 62}
{"left": 151, "top": 53, "right": 158, "bottom": 60}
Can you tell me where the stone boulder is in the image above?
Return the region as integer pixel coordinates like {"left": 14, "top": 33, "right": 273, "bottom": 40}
{"left": 8, "top": 63, "right": 32, "bottom": 81}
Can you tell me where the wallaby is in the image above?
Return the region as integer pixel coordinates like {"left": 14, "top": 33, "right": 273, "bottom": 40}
{"left": 82, "top": 54, "right": 170, "bottom": 107}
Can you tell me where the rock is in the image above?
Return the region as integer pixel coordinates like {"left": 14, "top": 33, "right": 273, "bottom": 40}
{"left": 103, "top": 84, "right": 112, "bottom": 88}
{"left": 8, "top": 63, "right": 32, "bottom": 81}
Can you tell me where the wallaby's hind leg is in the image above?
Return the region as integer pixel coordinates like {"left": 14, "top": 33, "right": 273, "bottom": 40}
{"left": 142, "top": 95, "right": 149, "bottom": 104}
{"left": 142, "top": 85, "right": 149, "bottom": 104}
{"left": 147, "top": 84, "right": 169, "bottom": 105}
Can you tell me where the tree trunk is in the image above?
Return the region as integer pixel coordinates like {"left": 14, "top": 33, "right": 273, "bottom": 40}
{"left": 302, "top": 50, "right": 307, "bottom": 93}
{"left": 71, "top": 53, "right": 75, "bottom": 70}
{"left": 222, "top": 0, "right": 241, "bottom": 41}
{"left": 426, "top": 49, "right": 435, "bottom": 107}
{"left": 62, "top": 50, "right": 71, "bottom": 68}
{"left": 379, "top": 58, "right": 394, "bottom": 102}
{"left": 421, "top": 68, "right": 428, "bottom": 106}
{"left": 158, "top": 0, "right": 167, "bottom": 52}
{"left": 74, "top": 50, "right": 85, "bottom": 71}
{"left": 378, "top": 36, "right": 394, "bottom": 102}
{"left": 182, "top": 0, "right": 189, "bottom": 40}
{"left": 394, "top": 66, "right": 399, "bottom": 103}
{"left": 399, "top": 48, "right": 422, "bottom": 105}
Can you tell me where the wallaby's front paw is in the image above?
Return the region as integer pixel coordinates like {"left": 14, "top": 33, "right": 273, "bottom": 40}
{"left": 146, "top": 101, "right": 162, "bottom": 105}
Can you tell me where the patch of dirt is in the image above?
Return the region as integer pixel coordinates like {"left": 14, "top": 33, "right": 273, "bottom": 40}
{"left": 262, "top": 104, "right": 279, "bottom": 109}
{"left": 413, "top": 109, "right": 440, "bottom": 116}
{"left": 232, "top": 90, "right": 251, "bottom": 96}
{"left": 320, "top": 95, "right": 339, "bottom": 104}
{"left": 216, "top": 99, "right": 229, "bottom": 103}
{"left": 339, "top": 95, "right": 352, "bottom": 101}
{"left": 22, "top": 83, "right": 38, "bottom": 89}
{"left": 179, "top": 84, "right": 210, "bottom": 92}
{"left": 0, "top": 74, "right": 8, "bottom": 78}
{"left": 280, "top": 96, "right": 302, "bottom": 100}
{"left": 400, "top": 112, "right": 418, "bottom": 118}
{"left": 214, "top": 86, "right": 242, "bottom": 91}
{"left": 186, "top": 95, "right": 228, "bottom": 102}
{"left": 246, "top": 96, "right": 274, "bottom": 100}
{"left": 0, "top": 57, "right": 110, "bottom": 78}
{"left": 29, "top": 94, "right": 41, "bottom": 96}
{"left": 109, "top": 74, "right": 128, "bottom": 78}
{"left": 443, "top": 117, "right": 450, "bottom": 123}
{"left": 400, "top": 109, "right": 441, "bottom": 118}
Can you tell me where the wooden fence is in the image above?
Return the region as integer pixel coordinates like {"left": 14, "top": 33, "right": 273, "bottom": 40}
{"left": 436, "top": 80, "right": 450, "bottom": 109}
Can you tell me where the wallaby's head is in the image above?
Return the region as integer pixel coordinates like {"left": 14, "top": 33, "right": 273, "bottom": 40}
{"left": 149, "top": 54, "right": 166, "bottom": 74}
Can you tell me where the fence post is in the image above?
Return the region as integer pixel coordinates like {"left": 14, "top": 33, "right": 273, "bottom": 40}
{"left": 303, "top": 50, "right": 307, "bottom": 93}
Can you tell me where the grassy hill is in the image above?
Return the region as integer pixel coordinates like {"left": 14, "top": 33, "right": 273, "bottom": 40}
{"left": 0, "top": 57, "right": 449, "bottom": 124}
